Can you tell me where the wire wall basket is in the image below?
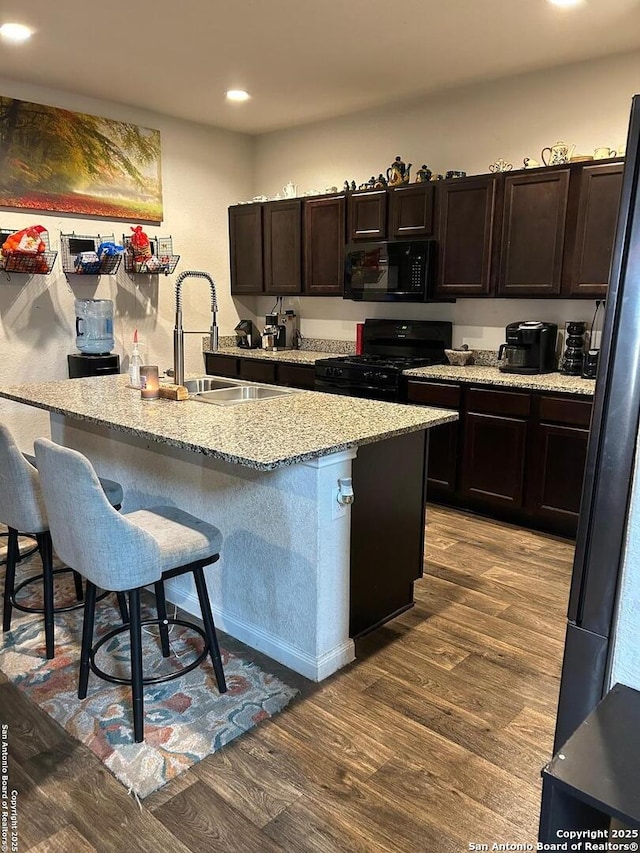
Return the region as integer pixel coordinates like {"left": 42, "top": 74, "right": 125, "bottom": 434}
{"left": 61, "top": 233, "right": 124, "bottom": 276}
{"left": 123, "top": 235, "right": 180, "bottom": 275}
{"left": 0, "top": 229, "right": 57, "bottom": 276}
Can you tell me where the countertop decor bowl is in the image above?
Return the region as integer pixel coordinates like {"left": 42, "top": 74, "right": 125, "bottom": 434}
{"left": 444, "top": 348, "right": 475, "bottom": 366}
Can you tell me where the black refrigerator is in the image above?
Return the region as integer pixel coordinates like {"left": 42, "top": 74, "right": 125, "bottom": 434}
{"left": 540, "top": 94, "right": 640, "bottom": 830}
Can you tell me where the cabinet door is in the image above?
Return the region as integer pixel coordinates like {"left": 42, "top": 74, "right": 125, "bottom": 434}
{"left": 263, "top": 200, "right": 302, "bottom": 295}
{"left": 276, "top": 363, "right": 316, "bottom": 389}
{"left": 229, "top": 204, "right": 264, "bottom": 294}
{"left": 569, "top": 163, "right": 623, "bottom": 298}
{"left": 527, "top": 422, "right": 589, "bottom": 535}
{"left": 347, "top": 190, "right": 387, "bottom": 241}
{"left": 303, "top": 195, "right": 346, "bottom": 295}
{"left": 389, "top": 183, "right": 435, "bottom": 239}
{"left": 435, "top": 176, "right": 498, "bottom": 296}
{"left": 205, "top": 354, "right": 240, "bottom": 377}
{"left": 406, "top": 380, "right": 460, "bottom": 497}
{"left": 461, "top": 412, "right": 528, "bottom": 508}
{"left": 239, "top": 359, "right": 277, "bottom": 384}
{"left": 498, "top": 169, "right": 570, "bottom": 296}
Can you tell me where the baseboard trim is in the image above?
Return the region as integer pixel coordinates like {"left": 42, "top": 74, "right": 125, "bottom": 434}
{"left": 164, "top": 580, "right": 355, "bottom": 682}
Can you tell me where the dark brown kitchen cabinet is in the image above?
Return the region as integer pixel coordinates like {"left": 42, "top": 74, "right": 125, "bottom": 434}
{"left": 347, "top": 190, "right": 387, "bottom": 241}
{"left": 204, "top": 353, "right": 239, "bottom": 377}
{"left": 229, "top": 204, "right": 264, "bottom": 294}
{"left": 461, "top": 411, "right": 529, "bottom": 509}
{"left": 435, "top": 176, "right": 499, "bottom": 297}
{"left": 497, "top": 169, "right": 570, "bottom": 296}
{"left": 303, "top": 195, "right": 346, "bottom": 295}
{"left": 408, "top": 377, "right": 593, "bottom": 536}
{"left": 407, "top": 380, "right": 460, "bottom": 497}
{"left": 526, "top": 394, "right": 592, "bottom": 533}
{"left": 567, "top": 162, "right": 624, "bottom": 298}
{"left": 239, "top": 359, "right": 276, "bottom": 384}
{"left": 389, "top": 183, "right": 435, "bottom": 239}
{"left": 263, "top": 200, "right": 302, "bottom": 294}
{"left": 276, "top": 363, "right": 316, "bottom": 389}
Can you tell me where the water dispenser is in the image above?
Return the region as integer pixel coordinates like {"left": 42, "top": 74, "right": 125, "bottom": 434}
{"left": 74, "top": 299, "right": 114, "bottom": 355}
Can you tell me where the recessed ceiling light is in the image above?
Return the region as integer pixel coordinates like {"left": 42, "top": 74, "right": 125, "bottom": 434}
{"left": 225, "top": 90, "right": 250, "bottom": 103}
{"left": 547, "top": 0, "right": 584, "bottom": 7}
{"left": 0, "top": 23, "right": 33, "bottom": 42}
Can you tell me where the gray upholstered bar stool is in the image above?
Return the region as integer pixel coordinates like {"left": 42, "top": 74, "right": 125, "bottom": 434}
{"left": 0, "top": 423, "right": 124, "bottom": 659}
{"left": 34, "top": 437, "right": 227, "bottom": 744}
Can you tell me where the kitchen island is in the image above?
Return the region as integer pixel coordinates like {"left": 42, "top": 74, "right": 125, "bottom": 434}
{"left": 0, "top": 375, "right": 456, "bottom": 680}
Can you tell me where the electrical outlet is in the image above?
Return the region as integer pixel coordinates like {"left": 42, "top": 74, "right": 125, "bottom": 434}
{"left": 331, "top": 487, "right": 347, "bottom": 520}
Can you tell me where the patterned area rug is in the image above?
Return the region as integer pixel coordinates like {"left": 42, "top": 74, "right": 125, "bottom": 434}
{"left": 0, "top": 551, "right": 299, "bottom": 798}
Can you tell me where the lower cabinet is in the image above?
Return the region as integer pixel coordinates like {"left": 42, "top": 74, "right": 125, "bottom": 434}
{"left": 407, "top": 379, "right": 593, "bottom": 537}
{"left": 461, "top": 411, "right": 528, "bottom": 509}
{"left": 204, "top": 353, "right": 316, "bottom": 389}
{"left": 461, "top": 387, "right": 531, "bottom": 510}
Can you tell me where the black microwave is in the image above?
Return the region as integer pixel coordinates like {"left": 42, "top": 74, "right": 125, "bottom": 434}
{"left": 344, "top": 240, "right": 437, "bottom": 302}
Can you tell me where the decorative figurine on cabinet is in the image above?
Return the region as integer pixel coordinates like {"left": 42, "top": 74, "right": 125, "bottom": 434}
{"left": 386, "top": 155, "right": 412, "bottom": 186}
{"left": 415, "top": 164, "right": 433, "bottom": 182}
{"left": 374, "top": 174, "right": 388, "bottom": 188}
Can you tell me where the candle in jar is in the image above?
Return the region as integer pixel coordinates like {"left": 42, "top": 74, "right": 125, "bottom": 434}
{"left": 140, "top": 365, "right": 160, "bottom": 399}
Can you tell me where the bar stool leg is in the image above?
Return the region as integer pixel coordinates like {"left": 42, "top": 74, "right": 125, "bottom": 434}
{"left": 78, "top": 581, "right": 97, "bottom": 700}
{"left": 36, "top": 532, "right": 55, "bottom": 659}
{"left": 73, "top": 571, "right": 84, "bottom": 602}
{"left": 192, "top": 566, "right": 227, "bottom": 694}
{"left": 116, "top": 592, "right": 129, "bottom": 624}
{"left": 128, "top": 588, "right": 145, "bottom": 743}
{"left": 154, "top": 581, "right": 171, "bottom": 658}
{"left": 2, "top": 528, "right": 19, "bottom": 633}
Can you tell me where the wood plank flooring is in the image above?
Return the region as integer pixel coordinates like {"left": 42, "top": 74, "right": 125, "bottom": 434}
{"left": 1, "top": 505, "right": 574, "bottom": 852}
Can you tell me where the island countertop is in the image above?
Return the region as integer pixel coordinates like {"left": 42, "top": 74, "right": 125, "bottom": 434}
{"left": 0, "top": 375, "right": 458, "bottom": 471}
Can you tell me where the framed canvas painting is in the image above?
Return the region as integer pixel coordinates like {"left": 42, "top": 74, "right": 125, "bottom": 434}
{"left": 0, "top": 96, "right": 163, "bottom": 222}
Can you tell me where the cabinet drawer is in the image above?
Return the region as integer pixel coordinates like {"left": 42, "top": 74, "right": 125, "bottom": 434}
{"left": 205, "top": 353, "right": 240, "bottom": 377}
{"left": 239, "top": 359, "right": 277, "bottom": 384}
{"left": 407, "top": 381, "right": 461, "bottom": 408}
{"left": 538, "top": 395, "right": 593, "bottom": 427}
{"left": 467, "top": 387, "right": 531, "bottom": 417}
{"left": 277, "top": 363, "right": 316, "bottom": 389}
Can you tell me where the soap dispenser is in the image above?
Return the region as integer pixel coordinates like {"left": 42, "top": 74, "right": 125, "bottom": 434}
{"left": 129, "top": 329, "right": 142, "bottom": 388}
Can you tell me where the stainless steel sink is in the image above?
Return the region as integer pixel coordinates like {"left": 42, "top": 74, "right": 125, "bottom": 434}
{"left": 183, "top": 376, "right": 242, "bottom": 393}
{"left": 192, "top": 384, "right": 300, "bottom": 406}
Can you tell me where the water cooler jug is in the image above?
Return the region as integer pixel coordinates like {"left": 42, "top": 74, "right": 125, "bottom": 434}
{"left": 68, "top": 299, "right": 120, "bottom": 378}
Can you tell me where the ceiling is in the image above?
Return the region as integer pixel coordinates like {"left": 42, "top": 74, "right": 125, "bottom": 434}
{"left": 1, "top": 0, "right": 640, "bottom": 135}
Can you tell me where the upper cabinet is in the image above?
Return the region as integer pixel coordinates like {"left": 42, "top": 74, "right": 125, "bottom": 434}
{"left": 389, "top": 183, "right": 435, "bottom": 239}
{"left": 263, "top": 199, "right": 302, "bottom": 295}
{"left": 497, "top": 169, "right": 570, "bottom": 297}
{"left": 566, "top": 162, "right": 624, "bottom": 298}
{"left": 229, "top": 204, "right": 264, "bottom": 294}
{"left": 435, "top": 176, "right": 499, "bottom": 297}
{"left": 228, "top": 159, "right": 624, "bottom": 300}
{"left": 303, "top": 195, "right": 346, "bottom": 296}
{"left": 347, "top": 190, "right": 387, "bottom": 241}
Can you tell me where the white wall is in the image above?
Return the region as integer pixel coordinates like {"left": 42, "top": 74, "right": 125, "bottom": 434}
{"left": 251, "top": 49, "right": 640, "bottom": 349}
{"left": 0, "top": 79, "right": 253, "bottom": 448}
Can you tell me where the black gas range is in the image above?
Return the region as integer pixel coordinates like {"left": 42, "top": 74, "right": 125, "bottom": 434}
{"left": 315, "top": 319, "right": 452, "bottom": 402}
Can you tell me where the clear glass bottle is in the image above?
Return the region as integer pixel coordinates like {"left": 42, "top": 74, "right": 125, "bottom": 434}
{"left": 129, "top": 329, "right": 142, "bottom": 388}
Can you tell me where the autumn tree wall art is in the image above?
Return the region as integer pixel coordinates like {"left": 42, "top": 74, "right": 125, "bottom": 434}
{"left": 0, "top": 96, "right": 163, "bottom": 222}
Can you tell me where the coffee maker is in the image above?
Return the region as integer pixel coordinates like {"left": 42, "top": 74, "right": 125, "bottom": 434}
{"left": 498, "top": 321, "right": 558, "bottom": 374}
{"left": 234, "top": 319, "right": 260, "bottom": 349}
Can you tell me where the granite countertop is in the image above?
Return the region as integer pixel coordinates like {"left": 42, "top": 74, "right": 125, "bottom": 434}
{"left": 205, "top": 347, "right": 334, "bottom": 364}
{"left": 0, "top": 375, "right": 457, "bottom": 471}
{"left": 209, "top": 347, "right": 596, "bottom": 396}
{"left": 403, "top": 364, "right": 596, "bottom": 396}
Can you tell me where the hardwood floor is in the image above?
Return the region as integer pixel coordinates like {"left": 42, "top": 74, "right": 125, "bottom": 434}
{"left": 1, "top": 505, "right": 574, "bottom": 852}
